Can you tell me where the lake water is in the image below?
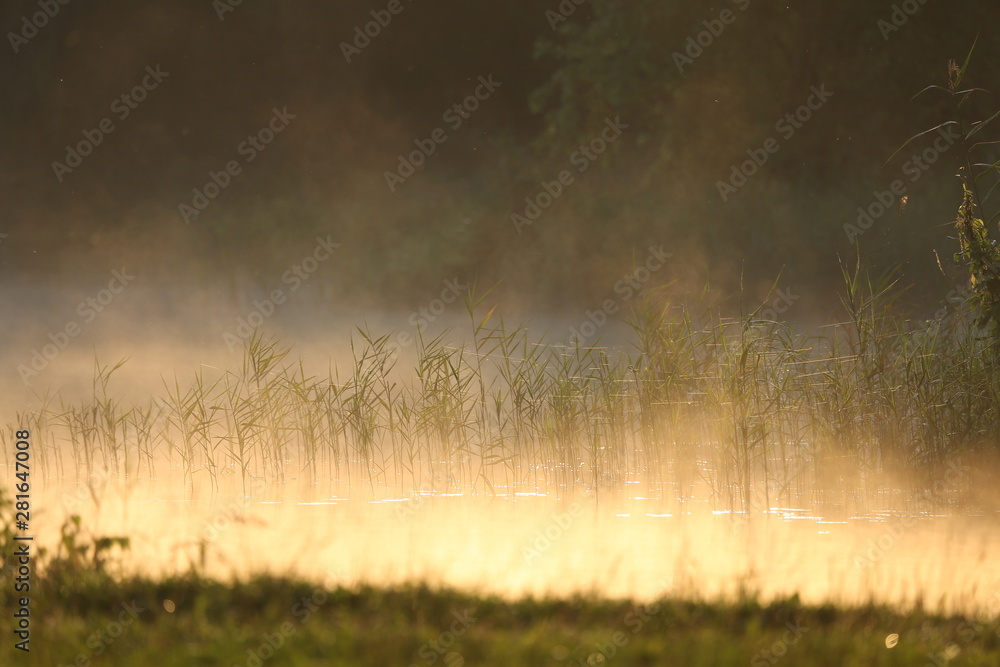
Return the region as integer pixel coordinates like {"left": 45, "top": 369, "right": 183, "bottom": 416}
{"left": 16, "top": 466, "right": 998, "bottom": 616}
{"left": 4, "top": 289, "right": 1000, "bottom": 616}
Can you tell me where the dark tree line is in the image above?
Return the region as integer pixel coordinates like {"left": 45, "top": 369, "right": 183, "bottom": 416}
{"left": 1, "top": 1, "right": 998, "bottom": 313}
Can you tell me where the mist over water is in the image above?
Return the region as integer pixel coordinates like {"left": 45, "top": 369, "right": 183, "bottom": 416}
{"left": 26, "top": 453, "right": 1000, "bottom": 616}
{"left": 5, "top": 285, "right": 1000, "bottom": 616}
{"left": 5, "top": 9, "right": 1000, "bottom": 653}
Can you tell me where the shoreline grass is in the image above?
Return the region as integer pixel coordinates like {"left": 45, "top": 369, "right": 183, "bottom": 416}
{"left": 3, "top": 568, "right": 999, "bottom": 666}
{"left": 3, "top": 484, "right": 998, "bottom": 665}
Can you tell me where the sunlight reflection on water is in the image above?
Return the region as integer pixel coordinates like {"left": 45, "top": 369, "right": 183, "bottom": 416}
{"left": 25, "top": 470, "right": 1000, "bottom": 616}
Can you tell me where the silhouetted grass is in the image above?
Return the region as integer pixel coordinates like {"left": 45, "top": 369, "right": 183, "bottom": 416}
{"left": 2, "top": 566, "right": 999, "bottom": 666}
{"left": 0, "top": 481, "right": 997, "bottom": 665}
{"left": 5, "top": 266, "right": 999, "bottom": 515}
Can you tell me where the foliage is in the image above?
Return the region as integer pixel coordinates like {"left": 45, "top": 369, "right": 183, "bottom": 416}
{"left": 897, "top": 48, "right": 1000, "bottom": 336}
{"left": 0, "top": 483, "right": 130, "bottom": 589}
{"left": 2, "top": 572, "right": 999, "bottom": 666}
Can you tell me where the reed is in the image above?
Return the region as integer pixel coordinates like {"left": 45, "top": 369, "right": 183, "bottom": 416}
{"left": 18, "top": 266, "right": 996, "bottom": 511}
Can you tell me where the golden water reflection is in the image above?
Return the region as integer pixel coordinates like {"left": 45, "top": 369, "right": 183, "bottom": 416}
{"left": 31, "top": 471, "right": 1000, "bottom": 616}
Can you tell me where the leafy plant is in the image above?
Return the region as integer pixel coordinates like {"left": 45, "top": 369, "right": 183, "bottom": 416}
{"left": 51, "top": 514, "right": 131, "bottom": 574}
{"left": 895, "top": 43, "right": 1000, "bottom": 336}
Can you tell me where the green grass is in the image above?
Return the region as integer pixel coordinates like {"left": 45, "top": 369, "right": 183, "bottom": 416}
{"left": 2, "top": 484, "right": 998, "bottom": 665}
{"left": 3, "top": 570, "right": 1000, "bottom": 666}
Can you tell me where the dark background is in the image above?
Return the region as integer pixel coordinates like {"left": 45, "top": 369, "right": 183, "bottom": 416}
{"left": 2, "top": 0, "right": 999, "bottom": 320}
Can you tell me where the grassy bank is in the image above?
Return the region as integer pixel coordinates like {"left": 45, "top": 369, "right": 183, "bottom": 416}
{"left": 2, "top": 570, "right": 999, "bottom": 666}
{"left": 1, "top": 487, "right": 997, "bottom": 666}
